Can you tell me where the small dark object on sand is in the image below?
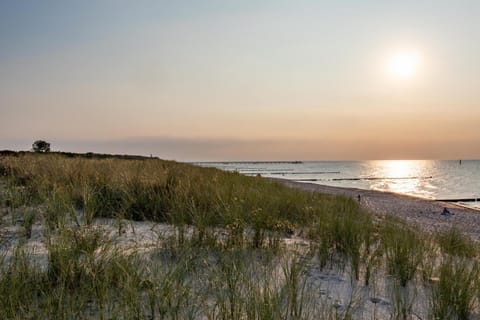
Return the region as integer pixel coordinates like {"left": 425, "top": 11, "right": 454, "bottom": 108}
{"left": 441, "top": 207, "right": 452, "bottom": 216}
{"left": 357, "top": 194, "right": 361, "bottom": 202}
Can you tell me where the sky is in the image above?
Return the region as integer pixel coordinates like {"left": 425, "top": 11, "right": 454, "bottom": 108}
{"left": 1, "top": 0, "right": 479, "bottom": 161}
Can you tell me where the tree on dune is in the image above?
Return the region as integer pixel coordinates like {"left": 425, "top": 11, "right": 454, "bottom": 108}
{"left": 32, "top": 140, "right": 51, "bottom": 152}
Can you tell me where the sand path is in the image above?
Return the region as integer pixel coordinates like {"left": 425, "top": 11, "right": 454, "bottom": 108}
{"left": 272, "top": 178, "right": 480, "bottom": 241}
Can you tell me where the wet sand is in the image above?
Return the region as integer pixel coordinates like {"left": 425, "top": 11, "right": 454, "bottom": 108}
{"left": 272, "top": 178, "right": 480, "bottom": 241}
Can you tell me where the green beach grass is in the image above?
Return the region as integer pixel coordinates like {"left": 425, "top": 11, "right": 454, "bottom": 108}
{"left": 1, "top": 152, "right": 480, "bottom": 319}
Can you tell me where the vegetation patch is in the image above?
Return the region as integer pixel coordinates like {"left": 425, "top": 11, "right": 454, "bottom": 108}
{"left": 0, "top": 153, "right": 480, "bottom": 319}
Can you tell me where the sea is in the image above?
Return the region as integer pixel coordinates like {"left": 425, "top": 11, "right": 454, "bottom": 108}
{"left": 196, "top": 160, "right": 480, "bottom": 210}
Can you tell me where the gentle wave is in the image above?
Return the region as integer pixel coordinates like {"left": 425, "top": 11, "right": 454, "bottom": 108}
{"left": 253, "top": 171, "right": 341, "bottom": 175}
{"left": 295, "top": 176, "right": 432, "bottom": 182}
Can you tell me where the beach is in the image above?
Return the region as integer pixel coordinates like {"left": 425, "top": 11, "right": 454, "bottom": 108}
{"left": 273, "top": 178, "right": 480, "bottom": 241}
{"left": 2, "top": 153, "right": 480, "bottom": 319}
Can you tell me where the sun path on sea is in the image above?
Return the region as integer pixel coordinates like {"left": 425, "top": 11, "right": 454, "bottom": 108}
{"left": 272, "top": 178, "right": 480, "bottom": 242}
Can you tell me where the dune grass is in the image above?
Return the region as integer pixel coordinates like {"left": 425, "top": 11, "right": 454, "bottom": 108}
{"left": 437, "top": 227, "right": 477, "bottom": 258}
{"left": 430, "top": 258, "right": 480, "bottom": 320}
{"left": 381, "top": 219, "right": 426, "bottom": 287}
{"left": 1, "top": 154, "right": 333, "bottom": 231}
{"left": 1, "top": 152, "right": 480, "bottom": 318}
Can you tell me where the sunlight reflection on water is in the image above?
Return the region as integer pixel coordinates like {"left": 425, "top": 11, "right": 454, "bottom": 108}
{"left": 365, "top": 160, "right": 436, "bottom": 199}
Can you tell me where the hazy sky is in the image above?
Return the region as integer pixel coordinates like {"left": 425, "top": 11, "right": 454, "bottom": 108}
{"left": 1, "top": 1, "right": 479, "bottom": 161}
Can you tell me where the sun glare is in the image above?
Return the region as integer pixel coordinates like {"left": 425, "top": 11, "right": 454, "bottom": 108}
{"left": 369, "top": 160, "right": 428, "bottom": 196}
{"left": 383, "top": 160, "right": 417, "bottom": 178}
{"left": 387, "top": 50, "right": 421, "bottom": 79}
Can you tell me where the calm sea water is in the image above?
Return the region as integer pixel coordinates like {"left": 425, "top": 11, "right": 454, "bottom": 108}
{"left": 196, "top": 160, "right": 480, "bottom": 209}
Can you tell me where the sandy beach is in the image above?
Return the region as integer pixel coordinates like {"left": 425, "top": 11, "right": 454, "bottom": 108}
{"left": 272, "top": 178, "right": 480, "bottom": 241}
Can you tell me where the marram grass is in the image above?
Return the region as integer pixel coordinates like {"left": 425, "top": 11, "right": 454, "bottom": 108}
{"left": 1, "top": 152, "right": 480, "bottom": 319}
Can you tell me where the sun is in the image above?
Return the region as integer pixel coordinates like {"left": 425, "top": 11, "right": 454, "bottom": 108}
{"left": 387, "top": 50, "right": 421, "bottom": 79}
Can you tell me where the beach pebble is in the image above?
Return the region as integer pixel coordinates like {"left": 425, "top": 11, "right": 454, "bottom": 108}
{"left": 333, "top": 300, "right": 343, "bottom": 309}
{"left": 369, "top": 297, "right": 390, "bottom": 305}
